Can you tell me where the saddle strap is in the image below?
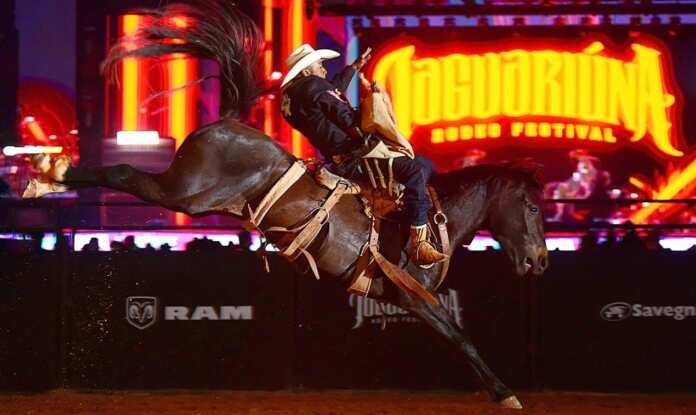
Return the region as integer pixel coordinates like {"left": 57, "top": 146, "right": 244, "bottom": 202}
{"left": 246, "top": 161, "right": 306, "bottom": 229}
{"left": 427, "top": 186, "right": 451, "bottom": 291}
{"left": 368, "top": 218, "right": 440, "bottom": 306}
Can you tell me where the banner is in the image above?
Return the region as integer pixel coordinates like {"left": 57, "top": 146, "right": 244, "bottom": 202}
{"left": 361, "top": 26, "right": 696, "bottom": 224}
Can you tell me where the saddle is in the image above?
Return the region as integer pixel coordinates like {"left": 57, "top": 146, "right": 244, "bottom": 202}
{"left": 244, "top": 160, "right": 449, "bottom": 306}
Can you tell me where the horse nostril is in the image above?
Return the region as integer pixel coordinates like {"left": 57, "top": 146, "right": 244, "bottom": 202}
{"left": 538, "top": 255, "right": 548, "bottom": 270}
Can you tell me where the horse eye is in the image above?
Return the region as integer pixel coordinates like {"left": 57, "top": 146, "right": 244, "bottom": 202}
{"left": 529, "top": 206, "right": 539, "bottom": 214}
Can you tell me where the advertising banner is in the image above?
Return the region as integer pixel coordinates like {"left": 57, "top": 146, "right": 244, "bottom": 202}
{"left": 66, "top": 253, "right": 296, "bottom": 389}
{"left": 539, "top": 251, "right": 696, "bottom": 390}
{"left": 361, "top": 26, "right": 696, "bottom": 224}
{"left": 294, "top": 251, "right": 531, "bottom": 389}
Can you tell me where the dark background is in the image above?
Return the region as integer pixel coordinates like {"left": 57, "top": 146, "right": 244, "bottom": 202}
{"left": 1, "top": 250, "right": 694, "bottom": 392}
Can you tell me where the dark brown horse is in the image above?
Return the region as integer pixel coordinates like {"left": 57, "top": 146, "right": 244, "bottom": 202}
{"left": 29, "top": 1, "right": 549, "bottom": 408}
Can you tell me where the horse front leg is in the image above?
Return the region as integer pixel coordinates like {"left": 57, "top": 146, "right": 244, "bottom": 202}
{"left": 399, "top": 292, "right": 523, "bottom": 409}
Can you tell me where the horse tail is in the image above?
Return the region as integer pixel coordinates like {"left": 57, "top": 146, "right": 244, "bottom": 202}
{"left": 101, "top": 0, "right": 262, "bottom": 118}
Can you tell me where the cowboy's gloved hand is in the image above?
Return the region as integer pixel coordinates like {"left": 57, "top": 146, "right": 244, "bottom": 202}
{"left": 351, "top": 47, "right": 372, "bottom": 71}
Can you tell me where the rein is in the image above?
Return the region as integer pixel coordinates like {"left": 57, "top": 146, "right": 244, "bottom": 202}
{"left": 427, "top": 186, "right": 452, "bottom": 291}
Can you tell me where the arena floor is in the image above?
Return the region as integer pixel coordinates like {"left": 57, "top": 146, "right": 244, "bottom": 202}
{"left": 0, "top": 391, "right": 694, "bottom": 415}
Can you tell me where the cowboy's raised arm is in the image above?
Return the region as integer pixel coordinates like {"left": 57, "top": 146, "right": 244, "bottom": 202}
{"left": 330, "top": 65, "right": 356, "bottom": 94}
{"left": 330, "top": 47, "right": 372, "bottom": 94}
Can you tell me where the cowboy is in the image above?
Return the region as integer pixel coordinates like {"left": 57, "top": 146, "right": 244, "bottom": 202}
{"left": 280, "top": 44, "right": 446, "bottom": 266}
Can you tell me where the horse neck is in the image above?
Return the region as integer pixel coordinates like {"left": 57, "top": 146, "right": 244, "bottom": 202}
{"left": 433, "top": 179, "right": 492, "bottom": 249}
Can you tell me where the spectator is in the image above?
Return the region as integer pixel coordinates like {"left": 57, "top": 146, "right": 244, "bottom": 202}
{"left": 644, "top": 230, "right": 663, "bottom": 251}
{"left": 159, "top": 243, "right": 172, "bottom": 252}
{"left": 620, "top": 223, "right": 644, "bottom": 250}
{"left": 82, "top": 237, "right": 100, "bottom": 252}
{"left": 579, "top": 230, "right": 599, "bottom": 250}
{"left": 600, "top": 229, "right": 617, "bottom": 249}
{"left": 122, "top": 235, "right": 137, "bottom": 252}
{"left": 110, "top": 240, "right": 124, "bottom": 253}
{"left": 237, "top": 231, "right": 253, "bottom": 251}
{"left": 54, "top": 233, "right": 71, "bottom": 253}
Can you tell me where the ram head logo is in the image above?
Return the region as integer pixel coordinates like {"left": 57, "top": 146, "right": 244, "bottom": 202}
{"left": 126, "top": 296, "right": 158, "bottom": 330}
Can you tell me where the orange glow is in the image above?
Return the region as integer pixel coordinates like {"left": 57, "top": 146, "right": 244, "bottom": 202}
{"left": 26, "top": 120, "right": 47, "bottom": 142}
{"left": 289, "top": 0, "right": 304, "bottom": 157}
{"left": 168, "top": 16, "right": 196, "bottom": 149}
{"left": 263, "top": 0, "right": 274, "bottom": 137}
{"left": 121, "top": 15, "right": 141, "bottom": 131}
{"left": 368, "top": 37, "right": 685, "bottom": 158}
{"left": 630, "top": 158, "right": 696, "bottom": 223}
{"left": 169, "top": 56, "right": 192, "bottom": 147}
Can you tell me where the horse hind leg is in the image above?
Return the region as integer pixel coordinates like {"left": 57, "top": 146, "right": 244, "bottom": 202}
{"left": 399, "top": 293, "right": 522, "bottom": 409}
{"left": 63, "top": 163, "right": 239, "bottom": 217}
{"left": 22, "top": 158, "right": 185, "bottom": 212}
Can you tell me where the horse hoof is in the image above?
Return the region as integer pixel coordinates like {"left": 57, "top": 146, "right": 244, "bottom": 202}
{"left": 22, "top": 178, "right": 67, "bottom": 199}
{"left": 500, "top": 396, "right": 523, "bottom": 410}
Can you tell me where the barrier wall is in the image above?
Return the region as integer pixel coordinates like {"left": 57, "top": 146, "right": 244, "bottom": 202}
{"left": 0, "top": 250, "right": 694, "bottom": 391}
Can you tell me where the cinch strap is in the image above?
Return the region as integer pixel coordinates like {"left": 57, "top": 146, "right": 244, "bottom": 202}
{"left": 427, "top": 185, "right": 451, "bottom": 291}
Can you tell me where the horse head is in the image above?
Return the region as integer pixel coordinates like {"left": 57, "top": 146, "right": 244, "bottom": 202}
{"left": 486, "top": 163, "right": 549, "bottom": 276}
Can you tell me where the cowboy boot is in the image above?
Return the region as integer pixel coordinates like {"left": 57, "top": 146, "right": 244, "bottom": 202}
{"left": 410, "top": 224, "right": 447, "bottom": 266}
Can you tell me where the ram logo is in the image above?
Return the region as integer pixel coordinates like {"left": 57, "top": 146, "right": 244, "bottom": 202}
{"left": 126, "top": 296, "right": 158, "bottom": 330}
{"left": 600, "top": 302, "right": 632, "bottom": 322}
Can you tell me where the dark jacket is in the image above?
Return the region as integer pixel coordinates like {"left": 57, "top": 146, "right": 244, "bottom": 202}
{"left": 281, "top": 66, "right": 362, "bottom": 158}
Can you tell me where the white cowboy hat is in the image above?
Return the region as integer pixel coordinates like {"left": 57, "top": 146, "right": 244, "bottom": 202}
{"left": 281, "top": 43, "right": 340, "bottom": 88}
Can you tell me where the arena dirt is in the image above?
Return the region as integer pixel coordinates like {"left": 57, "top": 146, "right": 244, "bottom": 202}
{"left": 0, "top": 390, "right": 694, "bottom": 414}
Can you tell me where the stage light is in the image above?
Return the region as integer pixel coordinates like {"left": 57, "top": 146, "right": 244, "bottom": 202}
{"left": 2, "top": 146, "right": 63, "bottom": 156}
{"left": 116, "top": 130, "right": 160, "bottom": 146}
{"left": 69, "top": 129, "right": 78, "bottom": 135}
{"left": 269, "top": 71, "right": 283, "bottom": 81}
{"left": 22, "top": 117, "right": 47, "bottom": 141}
{"left": 48, "top": 134, "right": 57, "bottom": 140}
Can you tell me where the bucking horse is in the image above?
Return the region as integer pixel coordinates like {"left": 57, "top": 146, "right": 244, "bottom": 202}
{"left": 22, "top": 0, "right": 548, "bottom": 408}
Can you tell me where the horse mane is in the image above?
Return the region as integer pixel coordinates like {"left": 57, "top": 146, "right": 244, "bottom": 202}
{"left": 431, "top": 162, "right": 544, "bottom": 198}
{"left": 101, "top": 0, "right": 262, "bottom": 119}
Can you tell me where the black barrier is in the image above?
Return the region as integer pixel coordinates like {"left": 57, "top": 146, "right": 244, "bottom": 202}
{"left": 0, "top": 253, "right": 61, "bottom": 390}
{"left": 1, "top": 249, "right": 695, "bottom": 391}
{"left": 65, "top": 252, "right": 295, "bottom": 389}
{"left": 539, "top": 250, "right": 696, "bottom": 391}
{"left": 293, "top": 250, "right": 530, "bottom": 390}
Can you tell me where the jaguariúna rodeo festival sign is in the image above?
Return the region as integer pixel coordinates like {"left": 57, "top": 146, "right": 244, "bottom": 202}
{"left": 367, "top": 35, "right": 686, "bottom": 159}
